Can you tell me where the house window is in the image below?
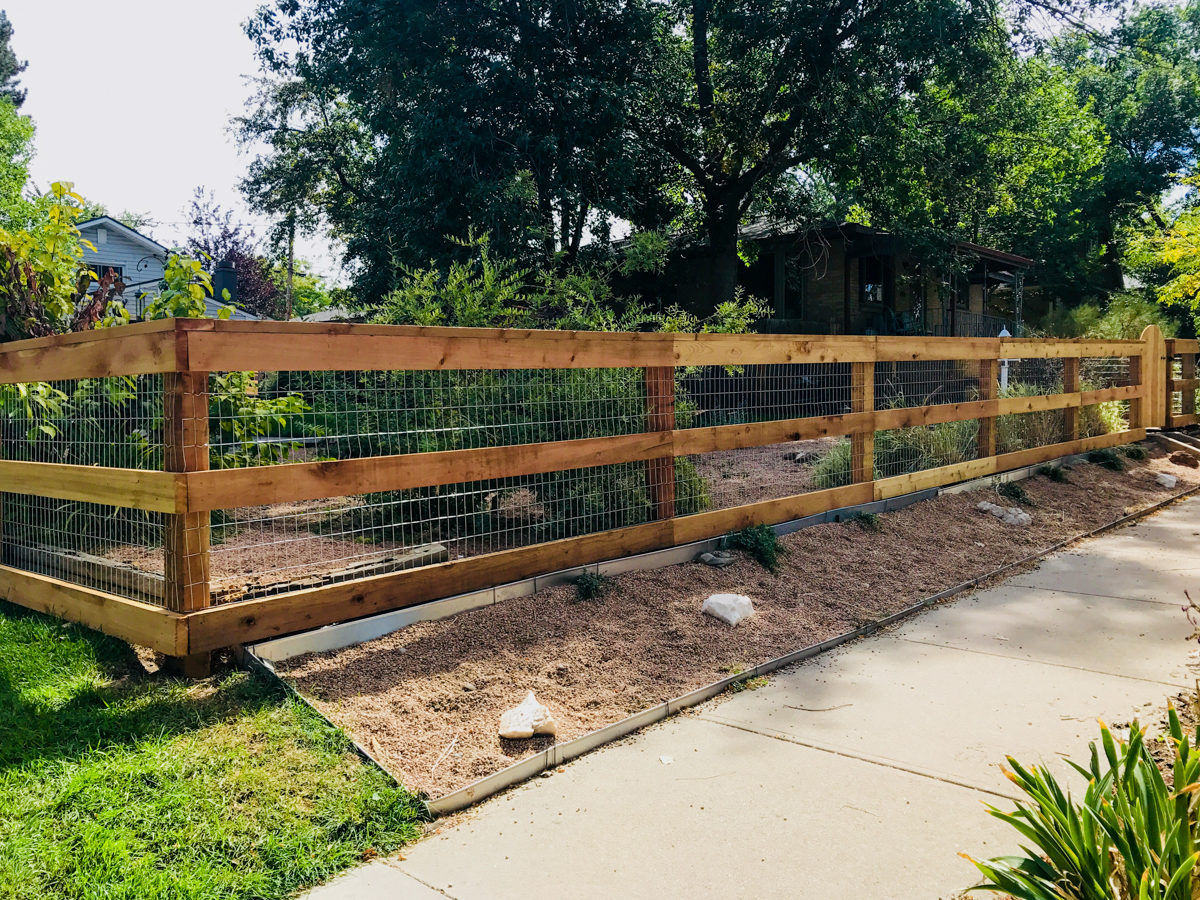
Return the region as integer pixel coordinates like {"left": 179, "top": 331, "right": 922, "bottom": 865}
{"left": 88, "top": 263, "right": 123, "bottom": 281}
{"left": 860, "top": 256, "right": 886, "bottom": 306}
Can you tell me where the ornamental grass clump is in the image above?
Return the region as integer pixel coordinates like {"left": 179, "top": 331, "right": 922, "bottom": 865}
{"left": 965, "top": 712, "right": 1200, "bottom": 900}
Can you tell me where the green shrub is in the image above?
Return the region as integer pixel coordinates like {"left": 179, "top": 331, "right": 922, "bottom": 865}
{"left": 965, "top": 714, "right": 1200, "bottom": 900}
{"left": 574, "top": 571, "right": 607, "bottom": 601}
{"left": 1039, "top": 464, "right": 1070, "bottom": 483}
{"left": 1088, "top": 448, "right": 1125, "bottom": 471}
{"left": 725, "top": 524, "right": 779, "bottom": 573}
{"left": 1122, "top": 444, "right": 1149, "bottom": 460}
{"left": 811, "top": 416, "right": 978, "bottom": 489}
{"left": 997, "top": 480, "right": 1033, "bottom": 506}
{"left": 847, "top": 511, "right": 884, "bottom": 532}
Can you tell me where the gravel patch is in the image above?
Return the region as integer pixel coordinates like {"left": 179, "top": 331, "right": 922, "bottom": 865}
{"left": 275, "top": 448, "right": 1196, "bottom": 799}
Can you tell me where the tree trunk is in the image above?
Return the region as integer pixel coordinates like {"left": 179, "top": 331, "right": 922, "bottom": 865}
{"left": 711, "top": 242, "right": 739, "bottom": 312}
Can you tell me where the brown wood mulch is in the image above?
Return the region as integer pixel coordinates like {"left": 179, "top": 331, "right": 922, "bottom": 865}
{"left": 279, "top": 447, "right": 1199, "bottom": 799}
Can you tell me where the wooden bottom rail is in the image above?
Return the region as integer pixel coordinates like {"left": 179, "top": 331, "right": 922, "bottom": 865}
{"left": 0, "top": 427, "right": 1148, "bottom": 658}
{"left": 0, "top": 565, "right": 187, "bottom": 654}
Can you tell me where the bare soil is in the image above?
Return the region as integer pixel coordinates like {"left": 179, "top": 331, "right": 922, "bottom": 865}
{"left": 279, "top": 446, "right": 1199, "bottom": 799}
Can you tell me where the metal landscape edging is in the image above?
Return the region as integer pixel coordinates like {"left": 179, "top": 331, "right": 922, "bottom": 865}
{"left": 240, "top": 455, "right": 1198, "bottom": 816}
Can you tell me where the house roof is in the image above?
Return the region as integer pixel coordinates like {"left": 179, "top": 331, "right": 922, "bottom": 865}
{"left": 76, "top": 216, "right": 171, "bottom": 258}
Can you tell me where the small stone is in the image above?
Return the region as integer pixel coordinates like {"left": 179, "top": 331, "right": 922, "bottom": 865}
{"left": 783, "top": 448, "right": 820, "bottom": 464}
{"left": 700, "top": 552, "right": 736, "bottom": 567}
{"left": 499, "top": 691, "right": 557, "bottom": 739}
{"left": 462, "top": 683, "right": 476, "bottom": 692}
{"left": 1157, "top": 473, "right": 1178, "bottom": 489}
{"left": 1170, "top": 451, "right": 1199, "bottom": 469}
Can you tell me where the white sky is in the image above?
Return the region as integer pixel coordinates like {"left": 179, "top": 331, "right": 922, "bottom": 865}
{"left": 7, "top": 0, "right": 343, "bottom": 282}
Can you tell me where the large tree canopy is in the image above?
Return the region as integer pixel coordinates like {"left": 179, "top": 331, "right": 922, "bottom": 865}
{"left": 243, "top": 0, "right": 1185, "bottom": 308}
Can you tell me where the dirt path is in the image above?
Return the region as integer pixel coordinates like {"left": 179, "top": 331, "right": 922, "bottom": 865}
{"left": 280, "top": 448, "right": 1198, "bottom": 798}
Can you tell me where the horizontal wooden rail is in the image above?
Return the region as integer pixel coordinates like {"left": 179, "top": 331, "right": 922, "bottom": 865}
{"left": 183, "top": 427, "right": 1145, "bottom": 651}
{"left": 1170, "top": 379, "right": 1200, "bottom": 392}
{"left": 1167, "top": 339, "right": 1200, "bottom": 355}
{"left": 0, "top": 382, "right": 1147, "bottom": 511}
{"left": 0, "top": 460, "right": 183, "bottom": 511}
{"left": 0, "top": 320, "right": 1149, "bottom": 384}
{"left": 0, "top": 565, "right": 186, "bottom": 654}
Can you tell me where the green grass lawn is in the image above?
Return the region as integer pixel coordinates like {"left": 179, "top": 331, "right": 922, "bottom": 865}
{"left": 0, "top": 600, "right": 428, "bottom": 899}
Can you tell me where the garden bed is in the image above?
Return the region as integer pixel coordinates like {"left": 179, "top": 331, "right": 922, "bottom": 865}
{"left": 278, "top": 445, "right": 1199, "bottom": 799}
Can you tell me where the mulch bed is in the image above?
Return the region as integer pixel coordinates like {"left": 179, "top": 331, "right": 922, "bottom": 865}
{"left": 278, "top": 446, "right": 1199, "bottom": 799}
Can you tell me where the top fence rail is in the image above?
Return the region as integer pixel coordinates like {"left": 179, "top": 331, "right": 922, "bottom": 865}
{"left": 0, "top": 319, "right": 1150, "bottom": 385}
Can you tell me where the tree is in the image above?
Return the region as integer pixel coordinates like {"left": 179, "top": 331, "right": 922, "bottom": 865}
{"left": 0, "top": 96, "right": 33, "bottom": 229}
{"left": 183, "top": 188, "right": 281, "bottom": 318}
{"left": 1055, "top": 1, "right": 1200, "bottom": 292}
{"left": 0, "top": 11, "right": 26, "bottom": 109}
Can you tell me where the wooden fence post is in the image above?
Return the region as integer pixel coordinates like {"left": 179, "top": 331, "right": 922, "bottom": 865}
{"left": 644, "top": 366, "right": 676, "bottom": 520}
{"left": 163, "top": 370, "right": 211, "bottom": 677}
{"left": 977, "top": 359, "right": 998, "bottom": 459}
{"left": 850, "top": 361, "right": 874, "bottom": 483}
{"left": 1062, "top": 356, "right": 1081, "bottom": 442}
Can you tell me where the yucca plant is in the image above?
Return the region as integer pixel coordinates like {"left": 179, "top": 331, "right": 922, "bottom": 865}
{"left": 965, "top": 711, "right": 1200, "bottom": 900}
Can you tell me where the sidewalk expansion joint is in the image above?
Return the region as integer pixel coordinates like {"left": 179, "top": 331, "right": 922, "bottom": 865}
{"left": 1003, "top": 583, "right": 1184, "bottom": 607}
{"left": 396, "top": 867, "right": 461, "bottom": 899}
{"left": 894, "top": 637, "right": 1191, "bottom": 688}
{"left": 695, "top": 714, "right": 1022, "bottom": 803}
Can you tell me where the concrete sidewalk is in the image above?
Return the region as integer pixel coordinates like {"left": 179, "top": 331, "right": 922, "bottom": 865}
{"left": 304, "top": 497, "right": 1200, "bottom": 900}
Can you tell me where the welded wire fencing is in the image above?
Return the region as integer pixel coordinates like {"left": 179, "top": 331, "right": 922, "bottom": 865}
{"left": 0, "top": 322, "right": 1166, "bottom": 660}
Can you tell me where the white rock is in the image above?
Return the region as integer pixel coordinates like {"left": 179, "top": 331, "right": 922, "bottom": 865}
{"left": 702, "top": 593, "right": 755, "bottom": 626}
{"left": 976, "top": 500, "right": 1030, "bottom": 526}
{"left": 1157, "top": 473, "right": 1178, "bottom": 489}
{"left": 498, "top": 691, "right": 557, "bottom": 739}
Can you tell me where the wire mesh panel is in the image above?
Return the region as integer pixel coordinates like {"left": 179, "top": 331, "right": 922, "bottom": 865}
{"left": 0, "top": 493, "right": 165, "bottom": 603}
{"left": 676, "top": 364, "right": 852, "bottom": 426}
{"left": 208, "top": 369, "right": 649, "bottom": 467}
{"left": 874, "top": 360, "right": 982, "bottom": 409}
{"left": 0, "top": 376, "right": 164, "bottom": 468}
{"left": 206, "top": 462, "right": 663, "bottom": 602}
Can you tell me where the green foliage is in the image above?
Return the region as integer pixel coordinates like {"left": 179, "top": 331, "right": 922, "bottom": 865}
{"left": 574, "top": 571, "right": 608, "bottom": 602}
{"left": 813, "top": 418, "right": 979, "bottom": 490}
{"left": 209, "top": 371, "right": 312, "bottom": 468}
{"left": 847, "top": 511, "right": 884, "bottom": 532}
{"left": 0, "top": 97, "right": 33, "bottom": 229}
{"left": 725, "top": 524, "right": 779, "bottom": 574}
{"left": 1088, "top": 447, "right": 1125, "bottom": 471}
{"left": 1123, "top": 444, "right": 1149, "bottom": 461}
{"left": 1043, "top": 294, "right": 1180, "bottom": 340}
{"left": 1039, "top": 464, "right": 1071, "bottom": 483}
{"left": 0, "top": 601, "right": 429, "bottom": 899}
{"left": 997, "top": 480, "right": 1033, "bottom": 506}
{"left": 729, "top": 675, "right": 769, "bottom": 693}
{"left": 144, "top": 253, "right": 232, "bottom": 321}
{"left": 965, "top": 714, "right": 1200, "bottom": 900}
{"left": 621, "top": 231, "right": 668, "bottom": 276}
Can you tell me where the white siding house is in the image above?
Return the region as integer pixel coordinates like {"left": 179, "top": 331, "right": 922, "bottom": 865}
{"left": 76, "top": 217, "right": 259, "bottom": 320}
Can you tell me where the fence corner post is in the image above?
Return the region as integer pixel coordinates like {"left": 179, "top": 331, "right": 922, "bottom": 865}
{"left": 644, "top": 366, "right": 676, "bottom": 521}
{"left": 850, "top": 360, "right": 875, "bottom": 483}
{"left": 163, "top": 369, "right": 211, "bottom": 678}
{"left": 1182, "top": 349, "right": 1197, "bottom": 421}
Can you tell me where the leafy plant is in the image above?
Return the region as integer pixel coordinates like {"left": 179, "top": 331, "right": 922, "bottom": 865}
{"left": 964, "top": 713, "right": 1200, "bottom": 900}
{"left": 847, "top": 511, "right": 884, "bottom": 532}
{"left": 725, "top": 524, "right": 779, "bottom": 573}
{"left": 209, "top": 371, "right": 312, "bottom": 468}
{"left": 143, "top": 252, "right": 233, "bottom": 321}
{"left": 1088, "top": 448, "right": 1125, "bottom": 471}
{"left": 997, "top": 480, "right": 1033, "bottom": 506}
{"left": 729, "top": 675, "right": 769, "bottom": 693}
{"left": 574, "top": 571, "right": 607, "bottom": 602}
{"left": 1122, "top": 444, "right": 1149, "bottom": 460}
{"left": 1039, "top": 464, "right": 1071, "bottom": 483}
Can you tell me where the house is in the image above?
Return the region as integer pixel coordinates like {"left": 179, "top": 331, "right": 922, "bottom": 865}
{"left": 670, "top": 222, "right": 1035, "bottom": 337}
{"left": 76, "top": 217, "right": 259, "bottom": 321}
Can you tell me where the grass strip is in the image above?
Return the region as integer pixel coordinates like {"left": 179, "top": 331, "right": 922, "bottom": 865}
{"left": 0, "top": 600, "right": 428, "bottom": 899}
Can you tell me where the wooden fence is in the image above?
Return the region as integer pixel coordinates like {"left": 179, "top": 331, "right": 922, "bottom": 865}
{"left": 0, "top": 320, "right": 1178, "bottom": 675}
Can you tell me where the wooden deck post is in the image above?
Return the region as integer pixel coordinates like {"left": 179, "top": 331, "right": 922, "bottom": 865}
{"left": 644, "top": 366, "right": 676, "bottom": 520}
{"left": 1062, "top": 356, "right": 1081, "bottom": 442}
{"left": 850, "top": 361, "right": 874, "bottom": 483}
{"left": 977, "top": 358, "right": 998, "bottom": 459}
{"left": 163, "top": 370, "right": 211, "bottom": 678}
